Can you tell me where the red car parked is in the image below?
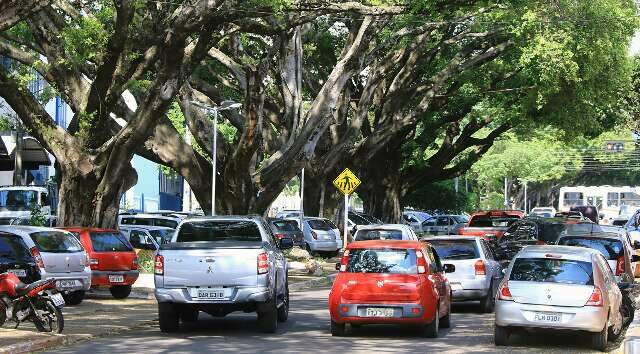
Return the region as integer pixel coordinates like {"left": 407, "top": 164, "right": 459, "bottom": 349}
{"left": 329, "top": 240, "right": 453, "bottom": 337}
{"left": 63, "top": 228, "right": 139, "bottom": 299}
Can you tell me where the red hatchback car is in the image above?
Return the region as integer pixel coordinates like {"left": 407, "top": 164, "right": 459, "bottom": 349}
{"left": 329, "top": 240, "right": 453, "bottom": 337}
{"left": 64, "top": 228, "right": 139, "bottom": 299}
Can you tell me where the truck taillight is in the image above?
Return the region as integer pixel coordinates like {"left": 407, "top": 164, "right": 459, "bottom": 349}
{"left": 132, "top": 256, "right": 139, "bottom": 270}
{"left": 30, "top": 247, "right": 45, "bottom": 269}
{"left": 154, "top": 255, "right": 164, "bottom": 275}
{"left": 257, "top": 252, "right": 269, "bottom": 274}
{"left": 616, "top": 255, "right": 625, "bottom": 276}
{"left": 474, "top": 260, "right": 486, "bottom": 275}
{"left": 416, "top": 250, "right": 427, "bottom": 274}
{"left": 585, "top": 286, "right": 603, "bottom": 307}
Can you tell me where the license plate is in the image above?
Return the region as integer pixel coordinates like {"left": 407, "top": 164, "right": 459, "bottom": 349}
{"left": 50, "top": 293, "right": 65, "bottom": 307}
{"left": 57, "top": 279, "right": 80, "bottom": 289}
{"left": 8, "top": 269, "right": 26, "bottom": 277}
{"left": 109, "top": 275, "right": 124, "bottom": 283}
{"left": 451, "top": 283, "right": 463, "bottom": 291}
{"left": 365, "top": 308, "right": 394, "bottom": 317}
{"left": 534, "top": 312, "right": 561, "bottom": 323}
{"left": 190, "top": 288, "right": 228, "bottom": 300}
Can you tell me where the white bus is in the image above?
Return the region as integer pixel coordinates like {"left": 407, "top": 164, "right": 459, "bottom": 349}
{"left": 558, "top": 186, "right": 640, "bottom": 224}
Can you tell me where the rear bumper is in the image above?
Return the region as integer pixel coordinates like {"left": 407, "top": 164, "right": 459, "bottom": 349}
{"left": 331, "top": 302, "right": 433, "bottom": 324}
{"left": 155, "top": 285, "right": 271, "bottom": 304}
{"left": 495, "top": 300, "right": 607, "bottom": 333}
{"left": 450, "top": 277, "right": 490, "bottom": 301}
{"left": 91, "top": 270, "right": 139, "bottom": 287}
{"left": 41, "top": 269, "right": 92, "bottom": 292}
{"left": 308, "top": 240, "right": 338, "bottom": 251}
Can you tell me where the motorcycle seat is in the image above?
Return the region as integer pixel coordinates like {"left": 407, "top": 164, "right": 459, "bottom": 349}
{"left": 15, "top": 279, "right": 53, "bottom": 296}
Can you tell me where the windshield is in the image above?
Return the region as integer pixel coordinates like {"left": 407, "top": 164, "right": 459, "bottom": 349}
{"left": 176, "top": 221, "right": 262, "bottom": 243}
{"left": 510, "top": 258, "right": 593, "bottom": 285}
{"left": 429, "top": 240, "right": 479, "bottom": 260}
{"left": 90, "top": 232, "right": 133, "bottom": 252}
{"left": 0, "top": 190, "right": 39, "bottom": 212}
{"left": 120, "top": 217, "right": 178, "bottom": 229}
{"left": 557, "top": 237, "right": 624, "bottom": 260}
{"left": 149, "top": 230, "right": 173, "bottom": 245}
{"left": 347, "top": 248, "right": 417, "bottom": 274}
{"left": 354, "top": 229, "right": 403, "bottom": 241}
{"left": 30, "top": 231, "right": 83, "bottom": 253}
{"left": 308, "top": 219, "right": 335, "bottom": 231}
{"left": 0, "top": 234, "right": 32, "bottom": 262}
{"left": 453, "top": 216, "right": 468, "bottom": 224}
{"left": 469, "top": 215, "right": 520, "bottom": 227}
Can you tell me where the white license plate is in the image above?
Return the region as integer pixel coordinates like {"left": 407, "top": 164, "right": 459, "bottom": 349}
{"left": 8, "top": 269, "right": 26, "bottom": 277}
{"left": 190, "top": 288, "right": 228, "bottom": 300}
{"left": 57, "top": 279, "right": 80, "bottom": 289}
{"left": 451, "top": 283, "right": 463, "bottom": 291}
{"left": 365, "top": 308, "right": 394, "bottom": 317}
{"left": 109, "top": 275, "right": 124, "bottom": 283}
{"left": 50, "top": 293, "right": 65, "bottom": 307}
{"left": 534, "top": 312, "right": 561, "bottom": 323}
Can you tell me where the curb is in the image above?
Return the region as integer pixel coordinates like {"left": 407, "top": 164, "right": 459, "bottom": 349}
{"left": 0, "top": 334, "right": 65, "bottom": 354}
{"left": 290, "top": 274, "right": 337, "bottom": 291}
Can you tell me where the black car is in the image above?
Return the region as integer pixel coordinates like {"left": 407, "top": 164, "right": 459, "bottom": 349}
{"left": 0, "top": 232, "right": 40, "bottom": 283}
{"left": 493, "top": 218, "right": 592, "bottom": 263}
{"left": 267, "top": 218, "right": 304, "bottom": 247}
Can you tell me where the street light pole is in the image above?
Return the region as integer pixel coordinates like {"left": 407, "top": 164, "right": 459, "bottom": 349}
{"left": 190, "top": 100, "right": 242, "bottom": 216}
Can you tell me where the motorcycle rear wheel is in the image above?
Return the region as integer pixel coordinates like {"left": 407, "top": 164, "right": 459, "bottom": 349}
{"left": 32, "top": 300, "right": 64, "bottom": 334}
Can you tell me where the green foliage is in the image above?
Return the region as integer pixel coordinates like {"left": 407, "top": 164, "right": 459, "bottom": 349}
{"left": 29, "top": 204, "right": 48, "bottom": 227}
{"left": 403, "top": 180, "right": 475, "bottom": 213}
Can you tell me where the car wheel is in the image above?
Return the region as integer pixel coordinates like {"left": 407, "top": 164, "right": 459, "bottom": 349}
{"left": 63, "top": 290, "right": 85, "bottom": 306}
{"left": 494, "top": 325, "right": 510, "bottom": 346}
{"left": 423, "top": 305, "right": 439, "bottom": 338}
{"left": 109, "top": 285, "right": 132, "bottom": 299}
{"left": 277, "top": 281, "right": 289, "bottom": 323}
{"left": 158, "top": 303, "right": 179, "bottom": 333}
{"left": 0, "top": 308, "right": 5, "bottom": 327}
{"left": 257, "top": 297, "right": 278, "bottom": 333}
{"left": 591, "top": 322, "right": 609, "bottom": 352}
{"left": 305, "top": 243, "right": 313, "bottom": 255}
{"left": 479, "top": 282, "right": 495, "bottom": 313}
{"left": 440, "top": 298, "right": 451, "bottom": 329}
{"left": 180, "top": 309, "right": 199, "bottom": 323}
{"left": 331, "top": 320, "right": 346, "bottom": 336}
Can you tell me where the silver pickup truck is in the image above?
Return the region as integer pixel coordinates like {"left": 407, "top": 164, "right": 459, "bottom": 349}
{"left": 154, "top": 216, "right": 293, "bottom": 333}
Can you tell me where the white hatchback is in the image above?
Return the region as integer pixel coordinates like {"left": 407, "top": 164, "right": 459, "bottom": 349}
{"left": 494, "top": 245, "right": 623, "bottom": 351}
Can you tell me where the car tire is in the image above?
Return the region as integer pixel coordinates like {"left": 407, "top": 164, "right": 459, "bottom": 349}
{"left": 277, "top": 281, "right": 289, "bottom": 322}
{"left": 423, "top": 305, "right": 439, "bottom": 338}
{"left": 0, "top": 308, "right": 5, "bottom": 327}
{"left": 257, "top": 298, "right": 278, "bottom": 333}
{"left": 158, "top": 303, "right": 179, "bottom": 333}
{"left": 494, "top": 325, "right": 510, "bottom": 346}
{"left": 440, "top": 299, "right": 451, "bottom": 329}
{"left": 479, "top": 282, "right": 495, "bottom": 313}
{"left": 305, "top": 243, "right": 313, "bottom": 254}
{"left": 63, "top": 290, "right": 85, "bottom": 306}
{"left": 331, "top": 320, "right": 346, "bottom": 336}
{"left": 180, "top": 309, "right": 199, "bottom": 323}
{"left": 109, "top": 285, "right": 132, "bottom": 299}
{"left": 591, "top": 323, "right": 609, "bottom": 352}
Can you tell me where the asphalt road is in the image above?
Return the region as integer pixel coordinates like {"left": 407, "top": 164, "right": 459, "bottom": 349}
{"left": 48, "top": 287, "right": 622, "bottom": 354}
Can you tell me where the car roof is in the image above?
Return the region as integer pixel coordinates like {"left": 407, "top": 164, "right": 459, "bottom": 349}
{"left": 558, "top": 232, "right": 625, "bottom": 241}
{"left": 422, "top": 235, "right": 479, "bottom": 241}
{"left": 355, "top": 224, "right": 408, "bottom": 231}
{"left": 119, "top": 213, "right": 180, "bottom": 220}
{"left": 516, "top": 245, "right": 599, "bottom": 262}
{"left": 347, "top": 240, "right": 422, "bottom": 249}
{"left": 180, "top": 216, "right": 263, "bottom": 223}
{"left": 61, "top": 227, "right": 118, "bottom": 233}
{"left": 471, "top": 210, "right": 524, "bottom": 217}
{"left": 117, "top": 225, "right": 173, "bottom": 231}
{"left": 0, "top": 225, "right": 66, "bottom": 235}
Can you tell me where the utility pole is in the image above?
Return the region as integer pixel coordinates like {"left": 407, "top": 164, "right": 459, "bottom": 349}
{"left": 13, "top": 126, "right": 22, "bottom": 185}
{"left": 504, "top": 177, "right": 508, "bottom": 209}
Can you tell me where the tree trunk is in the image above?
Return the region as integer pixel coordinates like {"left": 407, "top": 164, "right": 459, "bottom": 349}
{"left": 359, "top": 141, "right": 404, "bottom": 223}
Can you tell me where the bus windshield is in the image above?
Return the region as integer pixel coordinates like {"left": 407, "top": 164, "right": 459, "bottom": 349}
{"left": 0, "top": 190, "right": 39, "bottom": 212}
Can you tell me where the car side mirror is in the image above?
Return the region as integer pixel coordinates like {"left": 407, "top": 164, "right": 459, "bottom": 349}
{"left": 443, "top": 264, "right": 455, "bottom": 273}
{"left": 278, "top": 237, "right": 294, "bottom": 250}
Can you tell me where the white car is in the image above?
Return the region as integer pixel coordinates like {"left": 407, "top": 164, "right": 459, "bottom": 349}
{"left": 118, "top": 213, "right": 181, "bottom": 229}
{"left": 495, "top": 245, "right": 623, "bottom": 351}
{"left": 353, "top": 224, "right": 418, "bottom": 241}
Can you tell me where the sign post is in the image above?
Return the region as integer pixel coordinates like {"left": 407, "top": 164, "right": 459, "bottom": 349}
{"left": 332, "top": 168, "right": 362, "bottom": 250}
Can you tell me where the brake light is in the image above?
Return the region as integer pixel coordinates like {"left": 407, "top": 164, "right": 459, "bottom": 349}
{"left": 311, "top": 231, "right": 318, "bottom": 240}
{"left": 339, "top": 250, "right": 349, "bottom": 272}
{"left": 474, "top": 260, "right": 486, "bottom": 275}
{"left": 497, "top": 281, "right": 513, "bottom": 301}
{"left": 416, "top": 251, "right": 427, "bottom": 274}
{"left": 616, "top": 255, "right": 624, "bottom": 276}
{"left": 536, "top": 240, "right": 545, "bottom": 245}
{"left": 275, "top": 233, "right": 285, "bottom": 240}
{"left": 154, "top": 255, "right": 164, "bottom": 275}
{"left": 132, "top": 256, "right": 139, "bottom": 270}
{"left": 257, "top": 252, "right": 269, "bottom": 274}
{"left": 585, "top": 286, "right": 603, "bottom": 307}
{"left": 30, "top": 247, "right": 44, "bottom": 269}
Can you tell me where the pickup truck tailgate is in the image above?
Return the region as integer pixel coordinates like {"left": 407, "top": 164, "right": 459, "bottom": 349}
{"left": 162, "top": 247, "right": 263, "bottom": 287}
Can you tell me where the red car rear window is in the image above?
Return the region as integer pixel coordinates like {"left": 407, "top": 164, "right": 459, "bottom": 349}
{"left": 347, "top": 248, "right": 417, "bottom": 274}
{"left": 89, "top": 232, "right": 133, "bottom": 252}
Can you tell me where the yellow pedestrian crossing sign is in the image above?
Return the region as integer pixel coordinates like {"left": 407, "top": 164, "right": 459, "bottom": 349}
{"left": 333, "top": 168, "right": 361, "bottom": 195}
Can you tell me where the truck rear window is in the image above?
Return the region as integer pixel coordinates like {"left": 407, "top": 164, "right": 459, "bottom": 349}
{"left": 347, "top": 249, "right": 417, "bottom": 274}
{"left": 90, "top": 232, "right": 133, "bottom": 252}
{"left": 429, "top": 240, "right": 479, "bottom": 260}
{"left": 557, "top": 237, "right": 623, "bottom": 260}
{"left": 510, "top": 258, "right": 593, "bottom": 285}
{"left": 30, "top": 231, "right": 83, "bottom": 253}
{"left": 0, "top": 234, "right": 32, "bottom": 262}
{"left": 177, "top": 221, "right": 262, "bottom": 243}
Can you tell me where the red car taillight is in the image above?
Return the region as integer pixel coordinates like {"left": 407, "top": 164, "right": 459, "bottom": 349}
{"left": 154, "top": 255, "right": 164, "bottom": 275}
{"left": 257, "top": 252, "right": 269, "bottom": 274}
{"left": 30, "top": 247, "right": 45, "bottom": 269}
{"left": 616, "top": 255, "right": 625, "bottom": 276}
{"left": 416, "top": 250, "right": 427, "bottom": 274}
{"left": 275, "top": 233, "right": 285, "bottom": 240}
{"left": 339, "top": 250, "right": 350, "bottom": 272}
{"left": 132, "top": 256, "right": 139, "bottom": 270}
{"left": 585, "top": 286, "right": 603, "bottom": 307}
{"left": 89, "top": 258, "right": 99, "bottom": 270}
{"left": 497, "top": 281, "right": 513, "bottom": 301}
{"left": 474, "top": 260, "right": 486, "bottom": 275}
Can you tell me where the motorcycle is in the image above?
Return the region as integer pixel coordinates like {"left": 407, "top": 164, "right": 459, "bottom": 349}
{"left": 0, "top": 272, "right": 64, "bottom": 333}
